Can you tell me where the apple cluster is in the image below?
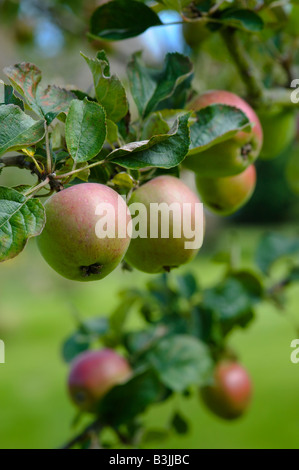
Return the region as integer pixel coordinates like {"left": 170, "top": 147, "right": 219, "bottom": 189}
{"left": 37, "top": 90, "right": 266, "bottom": 281}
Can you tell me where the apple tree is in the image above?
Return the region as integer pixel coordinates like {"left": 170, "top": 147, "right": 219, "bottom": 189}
{"left": 1, "top": 0, "right": 299, "bottom": 449}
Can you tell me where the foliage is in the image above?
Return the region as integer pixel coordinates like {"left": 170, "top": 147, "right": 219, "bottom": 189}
{"left": 61, "top": 231, "right": 299, "bottom": 447}
{"left": 1, "top": 0, "right": 299, "bottom": 450}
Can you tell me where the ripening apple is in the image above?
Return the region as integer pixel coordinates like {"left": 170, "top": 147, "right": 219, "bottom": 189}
{"left": 200, "top": 361, "right": 252, "bottom": 420}
{"left": 125, "top": 175, "right": 204, "bottom": 274}
{"left": 258, "top": 108, "right": 296, "bottom": 160}
{"left": 68, "top": 349, "right": 132, "bottom": 412}
{"left": 183, "top": 90, "right": 263, "bottom": 177}
{"left": 195, "top": 165, "right": 256, "bottom": 216}
{"left": 37, "top": 183, "right": 131, "bottom": 281}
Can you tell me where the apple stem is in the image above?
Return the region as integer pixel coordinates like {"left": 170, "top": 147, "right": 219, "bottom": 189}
{"left": 24, "top": 177, "right": 50, "bottom": 198}
{"left": 44, "top": 122, "right": 53, "bottom": 174}
{"left": 54, "top": 159, "right": 105, "bottom": 180}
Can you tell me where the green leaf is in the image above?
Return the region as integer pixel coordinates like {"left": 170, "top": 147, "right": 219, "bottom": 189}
{"left": 108, "top": 113, "right": 190, "bottom": 169}
{"left": 59, "top": 158, "right": 90, "bottom": 182}
{"left": 127, "top": 52, "right": 156, "bottom": 117}
{"left": 110, "top": 172, "right": 136, "bottom": 190}
{"left": 0, "top": 82, "right": 24, "bottom": 110}
{"left": 99, "top": 369, "right": 167, "bottom": 426}
{"left": 37, "top": 85, "right": 76, "bottom": 124}
{"left": 125, "top": 324, "right": 168, "bottom": 356}
{"left": 191, "top": 306, "right": 222, "bottom": 344}
{"left": 189, "top": 104, "right": 251, "bottom": 155}
{"left": 0, "top": 187, "right": 45, "bottom": 262}
{"left": 89, "top": 0, "right": 162, "bottom": 41}
{"left": 146, "top": 274, "right": 177, "bottom": 308}
{"left": 144, "top": 335, "right": 213, "bottom": 392}
{"left": 289, "top": 266, "right": 299, "bottom": 283}
{"left": 65, "top": 98, "right": 106, "bottom": 163}
{"left": 256, "top": 232, "right": 299, "bottom": 274}
{"left": 229, "top": 270, "right": 264, "bottom": 302}
{"left": 128, "top": 52, "right": 193, "bottom": 117}
{"left": 286, "top": 143, "right": 299, "bottom": 195}
{"left": 0, "top": 105, "right": 45, "bottom": 157}
{"left": 62, "top": 317, "right": 108, "bottom": 363}
{"left": 70, "top": 89, "right": 96, "bottom": 102}
{"left": 171, "top": 412, "right": 189, "bottom": 434}
{"left": 159, "top": 0, "right": 191, "bottom": 12}
{"left": 219, "top": 8, "right": 264, "bottom": 32}
{"left": 106, "top": 119, "right": 120, "bottom": 145}
{"left": 81, "top": 316, "right": 109, "bottom": 336}
{"left": 203, "top": 277, "right": 256, "bottom": 331}
{"left": 176, "top": 272, "right": 198, "bottom": 298}
{"left": 12, "top": 185, "right": 31, "bottom": 195}
{"left": 4, "top": 62, "right": 42, "bottom": 115}
{"left": 4, "top": 63, "right": 76, "bottom": 122}
{"left": 107, "top": 290, "right": 141, "bottom": 346}
{"left": 141, "top": 112, "right": 170, "bottom": 140}
{"left": 146, "top": 52, "right": 193, "bottom": 116}
{"left": 62, "top": 332, "right": 91, "bottom": 363}
{"left": 142, "top": 429, "right": 168, "bottom": 444}
{"left": 81, "top": 51, "right": 128, "bottom": 123}
{"left": 157, "top": 75, "right": 193, "bottom": 111}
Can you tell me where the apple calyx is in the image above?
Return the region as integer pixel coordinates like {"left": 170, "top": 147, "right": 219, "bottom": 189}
{"left": 80, "top": 263, "right": 103, "bottom": 277}
{"left": 241, "top": 143, "right": 252, "bottom": 158}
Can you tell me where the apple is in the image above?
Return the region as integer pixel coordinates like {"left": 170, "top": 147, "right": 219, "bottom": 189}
{"left": 258, "top": 108, "right": 296, "bottom": 160}
{"left": 183, "top": 90, "right": 263, "bottom": 177}
{"left": 68, "top": 349, "right": 132, "bottom": 412}
{"left": 125, "top": 175, "right": 204, "bottom": 273}
{"left": 37, "top": 183, "right": 131, "bottom": 281}
{"left": 195, "top": 164, "right": 256, "bottom": 216}
{"left": 200, "top": 361, "right": 252, "bottom": 420}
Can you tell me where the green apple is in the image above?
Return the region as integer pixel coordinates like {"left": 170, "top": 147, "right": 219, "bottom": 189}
{"left": 37, "top": 183, "right": 131, "bottom": 281}
{"left": 183, "top": 90, "right": 263, "bottom": 177}
{"left": 125, "top": 175, "right": 204, "bottom": 274}
{"left": 68, "top": 349, "right": 132, "bottom": 412}
{"left": 195, "top": 164, "right": 256, "bottom": 216}
{"left": 200, "top": 361, "right": 252, "bottom": 420}
{"left": 258, "top": 108, "right": 296, "bottom": 160}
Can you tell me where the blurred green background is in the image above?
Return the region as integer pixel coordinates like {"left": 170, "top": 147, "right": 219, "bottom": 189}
{"left": 1, "top": 0, "right": 299, "bottom": 450}
{"left": 1, "top": 229, "right": 299, "bottom": 449}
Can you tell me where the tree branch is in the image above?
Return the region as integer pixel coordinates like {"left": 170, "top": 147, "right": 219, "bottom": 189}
{"left": 221, "top": 27, "right": 264, "bottom": 104}
{"left": 0, "top": 155, "right": 44, "bottom": 179}
{"left": 60, "top": 418, "right": 103, "bottom": 450}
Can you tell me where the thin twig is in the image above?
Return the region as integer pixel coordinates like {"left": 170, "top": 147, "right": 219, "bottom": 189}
{"left": 44, "top": 122, "right": 52, "bottom": 174}
{"left": 54, "top": 160, "right": 105, "bottom": 180}
{"left": 60, "top": 418, "right": 102, "bottom": 450}
{"left": 24, "top": 177, "right": 50, "bottom": 197}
